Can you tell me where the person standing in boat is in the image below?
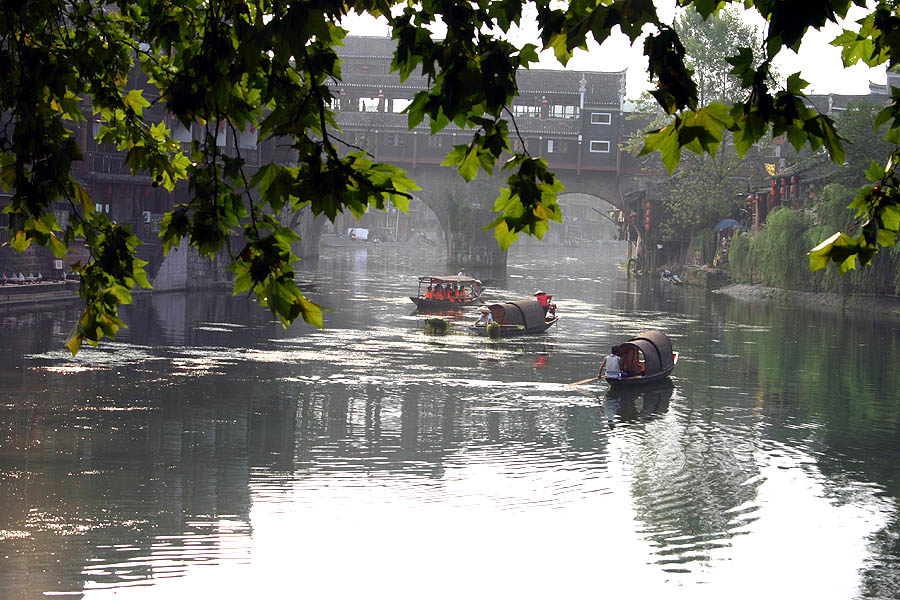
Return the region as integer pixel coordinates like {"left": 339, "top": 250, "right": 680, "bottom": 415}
{"left": 598, "top": 346, "right": 624, "bottom": 379}
{"left": 534, "top": 290, "right": 552, "bottom": 316}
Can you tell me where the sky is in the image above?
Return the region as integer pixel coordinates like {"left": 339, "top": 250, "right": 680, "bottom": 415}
{"left": 343, "top": 3, "right": 886, "bottom": 101}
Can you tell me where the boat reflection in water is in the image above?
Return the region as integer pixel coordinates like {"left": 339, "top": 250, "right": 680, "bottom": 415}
{"left": 602, "top": 379, "right": 674, "bottom": 429}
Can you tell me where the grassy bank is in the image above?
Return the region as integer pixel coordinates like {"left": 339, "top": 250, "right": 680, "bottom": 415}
{"left": 726, "top": 184, "right": 900, "bottom": 297}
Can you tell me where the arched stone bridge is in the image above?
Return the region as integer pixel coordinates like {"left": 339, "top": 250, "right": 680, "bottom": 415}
{"left": 293, "top": 36, "right": 644, "bottom": 270}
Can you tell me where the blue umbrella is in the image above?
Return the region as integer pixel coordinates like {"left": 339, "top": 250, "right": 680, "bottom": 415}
{"left": 714, "top": 218, "right": 741, "bottom": 231}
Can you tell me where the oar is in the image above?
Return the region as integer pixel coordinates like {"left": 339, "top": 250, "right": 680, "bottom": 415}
{"left": 569, "top": 376, "right": 600, "bottom": 386}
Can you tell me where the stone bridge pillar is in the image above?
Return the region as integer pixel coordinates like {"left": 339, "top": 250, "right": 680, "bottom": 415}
{"left": 288, "top": 205, "right": 327, "bottom": 259}
{"left": 446, "top": 207, "right": 507, "bottom": 270}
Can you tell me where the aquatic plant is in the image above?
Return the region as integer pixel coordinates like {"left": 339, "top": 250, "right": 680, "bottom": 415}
{"left": 424, "top": 318, "right": 448, "bottom": 335}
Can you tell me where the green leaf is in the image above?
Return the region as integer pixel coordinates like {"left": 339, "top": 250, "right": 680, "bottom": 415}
{"left": 492, "top": 218, "right": 519, "bottom": 251}
{"left": 123, "top": 90, "right": 150, "bottom": 116}
{"left": 808, "top": 231, "right": 859, "bottom": 272}
{"left": 73, "top": 182, "right": 94, "bottom": 215}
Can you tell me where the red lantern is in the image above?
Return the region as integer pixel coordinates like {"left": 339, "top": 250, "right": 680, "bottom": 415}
{"left": 645, "top": 223, "right": 650, "bottom": 231}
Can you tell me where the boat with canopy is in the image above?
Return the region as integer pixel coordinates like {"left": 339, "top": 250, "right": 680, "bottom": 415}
{"left": 410, "top": 275, "right": 485, "bottom": 310}
{"left": 469, "top": 299, "right": 558, "bottom": 338}
{"left": 603, "top": 329, "right": 678, "bottom": 387}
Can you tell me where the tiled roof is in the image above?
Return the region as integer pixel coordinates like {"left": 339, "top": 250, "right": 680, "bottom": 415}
{"left": 517, "top": 70, "right": 624, "bottom": 103}
{"left": 338, "top": 36, "right": 397, "bottom": 59}
{"left": 335, "top": 36, "right": 625, "bottom": 104}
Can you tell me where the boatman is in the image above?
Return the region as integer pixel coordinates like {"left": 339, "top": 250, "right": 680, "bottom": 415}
{"left": 598, "top": 346, "right": 624, "bottom": 379}
{"left": 534, "top": 290, "right": 552, "bottom": 316}
{"left": 475, "top": 306, "right": 493, "bottom": 326}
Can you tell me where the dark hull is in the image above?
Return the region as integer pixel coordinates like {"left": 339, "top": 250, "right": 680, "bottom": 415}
{"left": 605, "top": 352, "right": 679, "bottom": 387}
{"left": 470, "top": 317, "right": 558, "bottom": 337}
{"left": 605, "top": 366, "right": 674, "bottom": 387}
{"left": 410, "top": 295, "right": 483, "bottom": 310}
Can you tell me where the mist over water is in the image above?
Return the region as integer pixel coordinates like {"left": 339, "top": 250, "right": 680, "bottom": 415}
{"left": 2, "top": 242, "right": 899, "bottom": 599}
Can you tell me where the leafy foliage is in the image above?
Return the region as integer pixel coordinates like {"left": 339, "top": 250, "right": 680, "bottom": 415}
{"left": 4, "top": 0, "right": 900, "bottom": 353}
{"left": 729, "top": 184, "right": 900, "bottom": 294}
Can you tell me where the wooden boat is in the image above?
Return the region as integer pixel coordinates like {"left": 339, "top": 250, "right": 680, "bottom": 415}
{"left": 604, "top": 329, "right": 678, "bottom": 387}
{"left": 410, "top": 275, "right": 485, "bottom": 310}
{"left": 470, "top": 299, "right": 558, "bottom": 338}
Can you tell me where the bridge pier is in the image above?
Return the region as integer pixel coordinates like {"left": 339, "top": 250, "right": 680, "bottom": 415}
{"left": 288, "top": 206, "right": 327, "bottom": 259}
{"left": 445, "top": 207, "right": 508, "bottom": 271}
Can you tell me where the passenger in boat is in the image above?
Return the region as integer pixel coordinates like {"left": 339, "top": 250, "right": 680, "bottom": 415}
{"left": 535, "top": 290, "right": 552, "bottom": 316}
{"left": 598, "top": 346, "right": 624, "bottom": 379}
{"left": 619, "top": 344, "right": 644, "bottom": 376}
{"left": 434, "top": 285, "right": 445, "bottom": 301}
{"left": 424, "top": 285, "right": 434, "bottom": 300}
{"left": 475, "top": 306, "right": 493, "bottom": 326}
{"left": 455, "top": 285, "right": 464, "bottom": 301}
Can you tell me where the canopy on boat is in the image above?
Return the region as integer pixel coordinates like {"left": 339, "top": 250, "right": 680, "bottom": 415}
{"left": 488, "top": 300, "right": 546, "bottom": 331}
{"left": 417, "top": 275, "right": 482, "bottom": 285}
{"left": 621, "top": 330, "right": 675, "bottom": 375}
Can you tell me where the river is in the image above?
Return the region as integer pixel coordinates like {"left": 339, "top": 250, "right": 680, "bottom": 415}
{"left": 1, "top": 241, "right": 899, "bottom": 599}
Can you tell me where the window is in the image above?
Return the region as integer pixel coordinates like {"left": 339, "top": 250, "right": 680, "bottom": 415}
{"left": 384, "top": 133, "right": 405, "bottom": 147}
{"left": 590, "top": 112, "right": 612, "bottom": 125}
{"left": 359, "top": 97, "right": 380, "bottom": 112}
{"left": 512, "top": 105, "right": 540, "bottom": 118}
{"left": 511, "top": 138, "right": 529, "bottom": 152}
{"left": 236, "top": 127, "right": 258, "bottom": 149}
{"left": 392, "top": 99, "right": 412, "bottom": 113}
{"left": 589, "top": 140, "right": 610, "bottom": 153}
{"left": 547, "top": 140, "right": 569, "bottom": 153}
{"left": 549, "top": 105, "right": 578, "bottom": 119}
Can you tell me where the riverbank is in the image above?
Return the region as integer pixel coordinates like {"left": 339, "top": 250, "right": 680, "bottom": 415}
{"left": 713, "top": 283, "right": 900, "bottom": 320}
{"left": 0, "top": 281, "right": 81, "bottom": 307}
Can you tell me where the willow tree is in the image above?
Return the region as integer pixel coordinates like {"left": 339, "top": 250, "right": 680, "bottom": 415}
{"left": 2, "top": 0, "right": 898, "bottom": 353}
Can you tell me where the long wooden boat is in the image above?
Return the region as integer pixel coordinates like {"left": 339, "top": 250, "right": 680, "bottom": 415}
{"left": 470, "top": 300, "right": 558, "bottom": 338}
{"left": 604, "top": 329, "right": 678, "bottom": 387}
{"left": 410, "top": 275, "right": 485, "bottom": 310}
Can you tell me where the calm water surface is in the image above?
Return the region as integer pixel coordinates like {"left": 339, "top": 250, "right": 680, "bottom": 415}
{"left": 2, "top": 242, "right": 899, "bottom": 599}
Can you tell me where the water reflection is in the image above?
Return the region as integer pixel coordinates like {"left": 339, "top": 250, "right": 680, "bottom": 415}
{"left": 602, "top": 379, "right": 673, "bottom": 427}
{"left": 1, "top": 243, "right": 899, "bottom": 598}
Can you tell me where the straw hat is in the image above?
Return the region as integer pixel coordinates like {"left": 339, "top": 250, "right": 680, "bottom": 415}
{"left": 534, "top": 290, "right": 546, "bottom": 296}
{"left": 479, "top": 306, "right": 491, "bottom": 313}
